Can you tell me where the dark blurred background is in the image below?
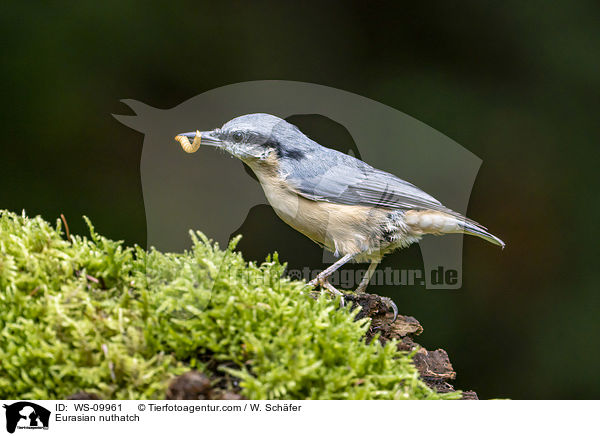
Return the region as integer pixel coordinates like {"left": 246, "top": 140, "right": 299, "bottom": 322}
{"left": 1, "top": 1, "right": 598, "bottom": 399}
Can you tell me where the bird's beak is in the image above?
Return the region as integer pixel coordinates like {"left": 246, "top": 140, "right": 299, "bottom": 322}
{"left": 174, "top": 130, "right": 222, "bottom": 153}
{"left": 176, "top": 131, "right": 222, "bottom": 146}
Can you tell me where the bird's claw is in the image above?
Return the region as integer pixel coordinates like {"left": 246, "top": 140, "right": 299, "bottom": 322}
{"left": 322, "top": 281, "right": 345, "bottom": 307}
{"left": 309, "top": 277, "right": 345, "bottom": 307}
{"left": 381, "top": 297, "right": 398, "bottom": 323}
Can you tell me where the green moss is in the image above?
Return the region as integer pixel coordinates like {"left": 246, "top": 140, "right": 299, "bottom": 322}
{"left": 0, "top": 210, "right": 458, "bottom": 399}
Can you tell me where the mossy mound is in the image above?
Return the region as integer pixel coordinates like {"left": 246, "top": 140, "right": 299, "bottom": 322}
{"left": 0, "top": 210, "right": 456, "bottom": 399}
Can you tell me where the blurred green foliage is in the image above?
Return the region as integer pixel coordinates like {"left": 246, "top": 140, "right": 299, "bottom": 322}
{"left": 0, "top": 210, "right": 454, "bottom": 399}
{"left": 0, "top": 1, "right": 598, "bottom": 399}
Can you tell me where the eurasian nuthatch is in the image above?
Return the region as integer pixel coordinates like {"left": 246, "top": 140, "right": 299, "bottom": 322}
{"left": 176, "top": 114, "right": 504, "bottom": 319}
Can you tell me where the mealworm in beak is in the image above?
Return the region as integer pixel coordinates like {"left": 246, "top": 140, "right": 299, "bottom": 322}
{"left": 174, "top": 130, "right": 201, "bottom": 153}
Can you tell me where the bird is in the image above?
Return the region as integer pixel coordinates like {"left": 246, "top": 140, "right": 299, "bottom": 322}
{"left": 175, "top": 114, "right": 504, "bottom": 320}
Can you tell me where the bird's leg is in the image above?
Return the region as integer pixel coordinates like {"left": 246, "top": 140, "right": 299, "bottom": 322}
{"left": 309, "top": 253, "right": 354, "bottom": 286}
{"left": 356, "top": 260, "right": 398, "bottom": 323}
{"left": 309, "top": 253, "right": 354, "bottom": 305}
{"left": 356, "top": 260, "right": 379, "bottom": 293}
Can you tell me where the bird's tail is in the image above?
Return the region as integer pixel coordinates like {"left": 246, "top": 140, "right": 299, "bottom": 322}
{"left": 458, "top": 220, "right": 505, "bottom": 248}
{"left": 404, "top": 210, "right": 505, "bottom": 248}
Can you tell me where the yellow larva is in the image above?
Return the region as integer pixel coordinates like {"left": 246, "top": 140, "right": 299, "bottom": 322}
{"left": 174, "top": 130, "right": 201, "bottom": 153}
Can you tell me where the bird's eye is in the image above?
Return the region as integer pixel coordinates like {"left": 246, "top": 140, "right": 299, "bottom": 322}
{"left": 232, "top": 131, "right": 244, "bottom": 143}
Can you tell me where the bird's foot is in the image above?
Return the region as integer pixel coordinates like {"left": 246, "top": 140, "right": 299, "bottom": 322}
{"left": 381, "top": 296, "right": 398, "bottom": 323}
{"left": 309, "top": 276, "right": 345, "bottom": 307}
{"left": 355, "top": 283, "right": 399, "bottom": 323}
{"left": 308, "top": 274, "right": 326, "bottom": 287}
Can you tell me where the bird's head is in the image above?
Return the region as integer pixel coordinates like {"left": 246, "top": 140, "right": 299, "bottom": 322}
{"left": 175, "top": 113, "right": 313, "bottom": 163}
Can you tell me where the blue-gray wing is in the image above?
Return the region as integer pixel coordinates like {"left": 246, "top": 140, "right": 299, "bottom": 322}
{"left": 281, "top": 148, "right": 473, "bottom": 222}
